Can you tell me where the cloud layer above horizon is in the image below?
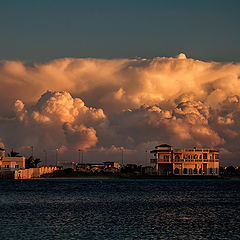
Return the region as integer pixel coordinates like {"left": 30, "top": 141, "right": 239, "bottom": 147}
{"left": 1, "top": 54, "right": 240, "bottom": 165}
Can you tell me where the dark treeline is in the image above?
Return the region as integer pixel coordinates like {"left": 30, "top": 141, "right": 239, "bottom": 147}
{"left": 220, "top": 166, "right": 240, "bottom": 177}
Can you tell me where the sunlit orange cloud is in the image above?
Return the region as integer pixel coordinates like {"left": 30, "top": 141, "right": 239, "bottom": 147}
{"left": 1, "top": 54, "right": 240, "bottom": 164}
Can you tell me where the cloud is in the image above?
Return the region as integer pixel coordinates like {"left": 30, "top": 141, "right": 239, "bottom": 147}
{"left": 8, "top": 91, "right": 106, "bottom": 151}
{"left": 1, "top": 55, "right": 240, "bottom": 164}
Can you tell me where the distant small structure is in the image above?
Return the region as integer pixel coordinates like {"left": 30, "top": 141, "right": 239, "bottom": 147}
{"left": 75, "top": 161, "right": 120, "bottom": 173}
{"left": 150, "top": 144, "right": 219, "bottom": 176}
{"left": 62, "top": 162, "right": 77, "bottom": 170}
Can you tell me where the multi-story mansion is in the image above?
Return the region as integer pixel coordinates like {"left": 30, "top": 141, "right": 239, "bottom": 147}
{"left": 150, "top": 144, "right": 219, "bottom": 176}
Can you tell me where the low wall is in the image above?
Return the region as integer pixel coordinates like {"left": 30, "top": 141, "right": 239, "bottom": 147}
{"left": 14, "top": 166, "right": 58, "bottom": 179}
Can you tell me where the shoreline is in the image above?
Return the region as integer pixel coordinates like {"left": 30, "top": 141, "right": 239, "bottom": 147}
{"left": 40, "top": 172, "right": 238, "bottom": 180}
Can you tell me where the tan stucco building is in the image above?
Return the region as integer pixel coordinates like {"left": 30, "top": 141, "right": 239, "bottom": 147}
{"left": 0, "top": 148, "right": 25, "bottom": 171}
{"left": 150, "top": 144, "right": 219, "bottom": 176}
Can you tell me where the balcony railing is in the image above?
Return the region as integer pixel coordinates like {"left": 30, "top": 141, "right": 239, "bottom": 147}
{"left": 153, "top": 158, "right": 218, "bottom": 163}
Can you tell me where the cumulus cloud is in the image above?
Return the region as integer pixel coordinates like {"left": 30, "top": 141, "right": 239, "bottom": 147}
{"left": 1, "top": 55, "right": 240, "bottom": 164}
{"left": 8, "top": 91, "right": 106, "bottom": 151}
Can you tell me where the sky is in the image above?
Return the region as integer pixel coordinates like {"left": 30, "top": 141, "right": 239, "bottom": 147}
{"left": 1, "top": 0, "right": 240, "bottom": 62}
{"left": 0, "top": 1, "right": 240, "bottom": 166}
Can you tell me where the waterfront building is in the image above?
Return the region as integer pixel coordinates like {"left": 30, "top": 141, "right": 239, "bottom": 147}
{"left": 150, "top": 144, "right": 219, "bottom": 176}
{"left": 0, "top": 148, "right": 25, "bottom": 171}
{"left": 103, "top": 161, "right": 120, "bottom": 169}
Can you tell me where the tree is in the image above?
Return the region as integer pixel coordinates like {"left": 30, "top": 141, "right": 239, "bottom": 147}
{"left": 25, "top": 156, "right": 41, "bottom": 169}
{"left": 8, "top": 149, "right": 22, "bottom": 157}
{"left": 225, "top": 166, "right": 236, "bottom": 176}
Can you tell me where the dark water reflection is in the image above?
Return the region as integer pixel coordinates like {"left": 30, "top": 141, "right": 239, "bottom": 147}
{"left": 0, "top": 179, "right": 239, "bottom": 240}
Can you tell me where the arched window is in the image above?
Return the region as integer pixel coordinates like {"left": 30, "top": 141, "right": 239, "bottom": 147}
{"left": 183, "top": 168, "right": 187, "bottom": 174}
{"left": 194, "top": 168, "right": 198, "bottom": 174}
{"left": 194, "top": 155, "right": 198, "bottom": 159}
{"left": 174, "top": 168, "right": 179, "bottom": 174}
{"left": 210, "top": 168, "right": 213, "bottom": 174}
{"left": 189, "top": 168, "right": 193, "bottom": 175}
{"left": 199, "top": 168, "right": 202, "bottom": 174}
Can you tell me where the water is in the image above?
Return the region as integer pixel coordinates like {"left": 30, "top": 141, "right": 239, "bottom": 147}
{"left": 0, "top": 179, "right": 239, "bottom": 240}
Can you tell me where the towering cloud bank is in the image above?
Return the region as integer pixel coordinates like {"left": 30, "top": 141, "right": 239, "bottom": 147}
{"left": 0, "top": 54, "right": 240, "bottom": 164}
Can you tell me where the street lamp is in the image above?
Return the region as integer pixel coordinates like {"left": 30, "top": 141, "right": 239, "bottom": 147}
{"left": 78, "top": 149, "right": 81, "bottom": 162}
{"left": 121, "top": 147, "right": 124, "bottom": 166}
{"left": 145, "top": 150, "right": 148, "bottom": 165}
{"left": 56, "top": 148, "right": 58, "bottom": 166}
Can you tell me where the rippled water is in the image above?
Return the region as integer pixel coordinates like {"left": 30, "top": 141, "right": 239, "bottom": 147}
{"left": 0, "top": 179, "right": 239, "bottom": 240}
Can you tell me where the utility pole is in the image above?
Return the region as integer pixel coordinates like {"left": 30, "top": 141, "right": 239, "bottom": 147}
{"left": 121, "top": 148, "right": 124, "bottom": 166}
{"left": 145, "top": 150, "right": 148, "bottom": 165}
{"left": 43, "top": 150, "right": 47, "bottom": 166}
{"left": 31, "top": 146, "right": 34, "bottom": 158}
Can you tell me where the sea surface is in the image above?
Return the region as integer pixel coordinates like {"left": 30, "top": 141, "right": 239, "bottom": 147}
{"left": 0, "top": 178, "right": 239, "bottom": 240}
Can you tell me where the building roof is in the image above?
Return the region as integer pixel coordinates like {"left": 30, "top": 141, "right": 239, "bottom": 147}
{"left": 150, "top": 149, "right": 171, "bottom": 153}
{"left": 155, "top": 144, "right": 172, "bottom": 148}
{"left": 209, "top": 150, "right": 219, "bottom": 153}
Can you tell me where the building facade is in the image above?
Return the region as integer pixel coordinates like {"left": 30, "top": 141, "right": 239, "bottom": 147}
{"left": 0, "top": 148, "right": 25, "bottom": 171}
{"left": 150, "top": 144, "right": 219, "bottom": 176}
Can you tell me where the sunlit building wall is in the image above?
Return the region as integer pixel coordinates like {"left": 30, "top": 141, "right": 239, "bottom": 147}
{"left": 0, "top": 148, "right": 25, "bottom": 171}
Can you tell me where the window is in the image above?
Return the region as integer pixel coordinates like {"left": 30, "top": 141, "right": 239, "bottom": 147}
{"left": 164, "top": 155, "right": 169, "bottom": 160}
{"left": 175, "top": 155, "right": 180, "bottom": 160}
{"left": 203, "top": 153, "right": 207, "bottom": 159}
{"left": 183, "top": 168, "right": 187, "bottom": 174}
{"left": 189, "top": 168, "right": 193, "bottom": 175}
{"left": 174, "top": 168, "right": 179, "bottom": 174}
{"left": 194, "top": 168, "right": 198, "bottom": 174}
{"left": 194, "top": 155, "right": 198, "bottom": 159}
{"left": 199, "top": 168, "right": 202, "bottom": 174}
{"left": 4, "top": 165, "right": 9, "bottom": 168}
{"left": 199, "top": 155, "right": 202, "bottom": 159}
{"left": 210, "top": 168, "right": 213, "bottom": 174}
{"left": 15, "top": 165, "right": 19, "bottom": 169}
{"left": 215, "top": 154, "right": 219, "bottom": 159}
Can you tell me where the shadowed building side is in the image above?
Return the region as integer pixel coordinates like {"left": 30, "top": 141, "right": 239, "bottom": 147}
{"left": 150, "top": 144, "right": 219, "bottom": 176}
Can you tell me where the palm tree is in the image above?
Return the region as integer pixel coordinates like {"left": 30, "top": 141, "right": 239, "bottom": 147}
{"left": 25, "top": 156, "right": 41, "bottom": 169}
{"left": 8, "top": 149, "right": 22, "bottom": 157}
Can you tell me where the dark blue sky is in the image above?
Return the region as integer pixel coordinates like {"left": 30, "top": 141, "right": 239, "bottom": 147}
{"left": 1, "top": 0, "right": 240, "bottom": 62}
